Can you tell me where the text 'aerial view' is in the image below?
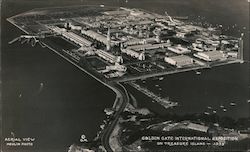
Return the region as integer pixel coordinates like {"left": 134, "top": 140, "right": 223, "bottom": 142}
{"left": 1, "top": 0, "right": 250, "bottom": 152}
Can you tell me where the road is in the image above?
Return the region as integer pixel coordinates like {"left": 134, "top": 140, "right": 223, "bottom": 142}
{"left": 101, "top": 82, "right": 129, "bottom": 152}
{"left": 115, "top": 59, "right": 242, "bottom": 82}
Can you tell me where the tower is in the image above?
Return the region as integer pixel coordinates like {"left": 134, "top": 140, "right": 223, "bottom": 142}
{"left": 139, "top": 52, "right": 145, "bottom": 61}
{"left": 107, "top": 27, "right": 111, "bottom": 51}
{"left": 238, "top": 33, "right": 244, "bottom": 63}
{"left": 116, "top": 56, "right": 123, "bottom": 64}
{"left": 156, "top": 34, "right": 160, "bottom": 43}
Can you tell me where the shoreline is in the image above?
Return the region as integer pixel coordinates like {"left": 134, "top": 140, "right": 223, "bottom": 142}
{"left": 7, "top": 17, "right": 128, "bottom": 151}
{"left": 6, "top": 5, "right": 248, "bottom": 150}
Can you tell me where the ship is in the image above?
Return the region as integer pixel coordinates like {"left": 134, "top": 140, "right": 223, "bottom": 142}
{"left": 204, "top": 112, "right": 210, "bottom": 115}
{"left": 196, "top": 71, "right": 201, "bottom": 75}
{"left": 230, "top": 102, "right": 236, "bottom": 106}
{"left": 159, "top": 77, "right": 164, "bottom": 81}
{"left": 40, "top": 82, "right": 44, "bottom": 87}
{"left": 207, "top": 106, "right": 212, "bottom": 109}
{"left": 220, "top": 105, "right": 225, "bottom": 108}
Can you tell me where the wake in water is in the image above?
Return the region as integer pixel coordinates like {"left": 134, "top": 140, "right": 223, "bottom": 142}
{"left": 38, "top": 82, "right": 44, "bottom": 93}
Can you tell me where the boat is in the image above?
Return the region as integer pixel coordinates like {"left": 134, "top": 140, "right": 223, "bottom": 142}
{"left": 223, "top": 109, "right": 227, "bottom": 112}
{"left": 204, "top": 112, "right": 210, "bottom": 115}
{"left": 230, "top": 102, "right": 236, "bottom": 106}
{"left": 39, "top": 82, "right": 44, "bottom": 92}
{"left": 10, "top": 131, "right": 15, "bottom": 138}
{"left": 207, "top": 106, "right": 212, "bottom": 109}
{"left": 220, "top": 105, "right": 225, "bottom": 108}
{"left": 40, "top": 82, "right": 44, "bottom": 87}
{"left": 196, "top": 71, "right": 201, "bottom": 75}
{"left": 213, "top": 110, "right": 217, "bottom": 114}
{"left": 155, "top": 84, "right": 159, "bottom": 87}
{"left": 247, "top": 100, "right": 250, "bottom": 103}
{"left": 214, "top": 123, "right": 219, "bottom": 127}
{"left": 159, "top": 77, "right": 164, "bottom": 81}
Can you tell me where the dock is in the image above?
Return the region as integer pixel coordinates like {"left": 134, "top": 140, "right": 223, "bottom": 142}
{"left": 128, "top": 82, "right": 178, "bottom": 109}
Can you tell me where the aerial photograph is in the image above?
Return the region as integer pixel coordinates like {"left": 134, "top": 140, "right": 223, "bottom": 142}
{"left": 1, "top": 0, "right": 249, "bottom": 152}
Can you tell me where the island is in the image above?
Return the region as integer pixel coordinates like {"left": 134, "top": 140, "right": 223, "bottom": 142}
{"left": 7, "top": 5, "right": 248, "bottom": 152}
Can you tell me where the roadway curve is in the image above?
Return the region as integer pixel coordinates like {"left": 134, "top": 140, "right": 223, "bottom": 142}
{"left": 101, "top": 82, "right": 129, "bottom": 152}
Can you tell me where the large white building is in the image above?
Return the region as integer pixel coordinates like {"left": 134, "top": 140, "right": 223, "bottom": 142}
{"left": 127, "top": 42, "right": 171, "bottom": 51}
{"left": 121, "top": 48, "right": 145, "bottom": 60}
{"left": 62, "top": 32, "right": 92, "bottom": 47}
{"left": 95, "top": 49, "right": 123, "bottom": 64}
{"left": 167, "top": 45, "right": 191, "bottom": 54}
{"left": 67, "top": 22, "right": 82, "bottom": 31}
{"left": 127, "top": 44, "right": 152, "bottom": 51}
{"left": 122, "top": 42, "right": 171, "bottom": 61}
{"left": 194, "top": 50, "right": 226, "bottom": 61}
{"left": 105, "top": 63, "right": 127, "bottom": 72}
{"left": 164, "top": 55, "right": 194, "bottom": 68}
{"left": 124, "top": 39, "right": 146, "bottom": 46}
{"left": 49, "top": 26, "right": 92, "bottom": 47}
{"left": 124, "top": 37, "right": 159, "bottom": 46}
{"left": 81, "top": 29, "right": 113, "bottom": 47}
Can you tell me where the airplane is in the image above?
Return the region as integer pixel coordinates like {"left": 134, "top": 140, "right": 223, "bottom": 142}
{"left": 9, "top": 34, "right": 48, "bottom": 47}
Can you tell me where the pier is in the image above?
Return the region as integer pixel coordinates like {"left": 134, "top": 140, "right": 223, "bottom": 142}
{"left": 128, "top": 82, "right": 178, "bottom": 109}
